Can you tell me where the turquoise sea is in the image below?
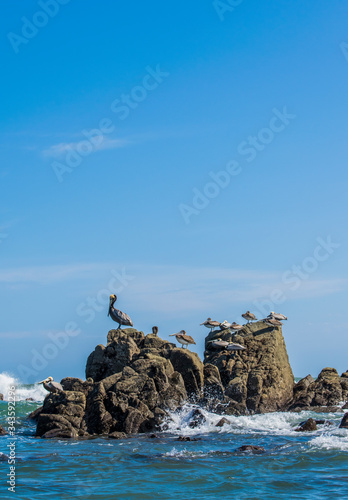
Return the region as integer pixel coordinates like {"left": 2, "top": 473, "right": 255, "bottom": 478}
{"left": 1, "top": 374, "right": 348, "bottom": 500}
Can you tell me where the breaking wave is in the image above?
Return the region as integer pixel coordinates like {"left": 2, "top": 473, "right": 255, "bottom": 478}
{"left": 0, "top": 372, "right": 47, "bottom": 401}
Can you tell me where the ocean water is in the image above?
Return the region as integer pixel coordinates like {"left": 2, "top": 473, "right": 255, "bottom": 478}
{"left": 0, "top": 373, "right": 347, "bottom": 500}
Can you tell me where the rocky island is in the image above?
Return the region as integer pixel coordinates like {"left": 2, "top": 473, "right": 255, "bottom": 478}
{"left": 32, "top": 322, "right": 348, "bottom": 438}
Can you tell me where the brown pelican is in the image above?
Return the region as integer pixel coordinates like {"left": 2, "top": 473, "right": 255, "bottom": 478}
{"left": 226, "top": 342, "right": 246, "bottom": 352}
{"left": 108, "top": 294, "right": 133, "bottom": 329}
{"left": 241, "top": 311, "right": 257, "bottom": 323}
{"left": 38, "top": 377, "right": 64, "bottom": 393}
{"left": 200, "top": 318, "right": 221, "bottom": 332}
{"left": 169, "top": 330, "right": 196, "bottom": 349}
{"left": 230, "top": 322, "right": 244, "bottom": 332}
{"left": 152, "top": 326, "right": 158, "bottom": 336}
{"left": 263, "top": 317, "right": 283, "bottom": 329}
{"left": 208, "top": 338, "right": 230, "bottom": 349}
{"left": 268, "top": 312, "right": 288, "bottom": 321}
{"left": 220, "top": 320, "right": 233, "bottom": 330}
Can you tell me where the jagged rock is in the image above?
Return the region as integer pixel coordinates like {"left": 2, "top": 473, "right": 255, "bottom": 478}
{"left": 215, "top": 417, "right": 231, "bottom": 427}
{"left": 0, "top": 424, "right": 6, "bottom": 435}
{"left": 339, "top": 413, "right": 348, "bottom": 429}
{"left": 42, "top": 428, "right": 77, "bottom": 439}
{"left": 214, "top": 400, "right": 248, "bottom": 416}
{"left": 203, "top": 364, "right": 224, "bottom": 402}
{"left": 169, "top": 348, "right": 204, "bottom": 397}
{"left": 107, "top": 328, "right": 145, "bottom": 346}
{"left": 61, "top": 377, "right": 93, "bottom": 396}
{"left": 342, "top": 402, "right": 348, "bottom": 410}
{"left": 0, "top": 394, "right": 3, "bottom": 401}
{"left": 176, "top": 436, "right": 200, "bottom": 442}
{"left": 290, "top": 368, "right": 344, "bottom": 410}
{"left": 86, "top": 335, "right": 140, "bottom": 382}
{"left": 204, "top": 321, "right": 294, "bottom": 413}
{"left": 35, "top": 391, "right": 86, "bottom": 437}
{"left": 189, "top": 409, "right": 206, "bottom": 428}
{"left": 236, "top": 445, "right": 265, "bottom": 453}
{"left": 27, "top": 406, "right": 43, "bottom": 421}
{"left": 295, "top": 418, "right": 317, "bottom": 432}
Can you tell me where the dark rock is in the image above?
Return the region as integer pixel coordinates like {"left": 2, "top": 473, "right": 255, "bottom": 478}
{"left": 26, "top": 398, "right": 34, "bottom": 401}
{"left": 36, "top": 391, "right": 86, "bottom": 437}
{"left": 214, "top": 400, "right": 248, "bottom": 416}
{"left": 295, "top": 418, "right": 317, "bottom": 432}
{"left": 339, "top": 412, "right": 348, "bottom": 429}
{"left": 61, "top": 377, "right": 93, "bottom": 396}
{"left": 27, "top": 406, "right": 43, "bottom": 421}
{"left": 176, "top": 436, "right": 200, "bottom": 442}
{"left": 149, "top": 433, "right": 159, "bottom": 439}
{"left": 189, "top": 409, "right": 206, "bottom": 428}
{"left": 0, "top": 453, "right": 9, "bottom": 461}
{"left": 215, "top": 417, "right": 231, "bottom": 427}
{"left": 203, "top": 364, "right": 224, "bottom": 403}
{"left": 0, "top": 393, "right": 3, "bottom": 401}
{"left": 41, "top": 428, "right": 77, "bottom": 439}
{"left": 342, "top": 402, "right": 348, "bottom": 410}
{"left": 169, "top": 349, "right": 204, "bottom": 398}
{"left": 109, "top": 431, "right": 127, "bottom": 439}
{"left": 236, "top": 445, "right": 265, "bottom": 453}
{"left": 0, "top": 424, "right": 6, "bottom": 435}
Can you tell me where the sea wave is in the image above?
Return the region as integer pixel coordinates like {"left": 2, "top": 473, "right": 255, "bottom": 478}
{"left": 0, "top": 372, "right": 46, "bottom": 401}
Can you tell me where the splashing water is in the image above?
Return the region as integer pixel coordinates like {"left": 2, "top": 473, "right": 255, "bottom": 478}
{"left": 0, "top": 372, "right": 47, "bottom": 401}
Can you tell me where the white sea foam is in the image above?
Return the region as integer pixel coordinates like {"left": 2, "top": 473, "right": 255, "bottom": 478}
{"left": 164, "top": 403, "right": 344, "bottom": 438}
{"left": 0, "top": 372, "right": 47, "bottom": 401}
{"left": 309, "top": 430, "right": 348, "bottom": 451}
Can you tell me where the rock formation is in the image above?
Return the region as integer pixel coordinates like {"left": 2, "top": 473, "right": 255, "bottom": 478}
{"left": 289, "top": 368, "right": 348, "bottom": 411}
{"left": 33, "top": 323, "right": 347, "bottom": 439}
{"left": 203, "top": 321, "right": 294, "bottom": 413}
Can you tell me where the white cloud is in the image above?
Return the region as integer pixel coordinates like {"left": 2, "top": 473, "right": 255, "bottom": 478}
{"left": 42, "top": 137, "right": 128, "bottom": 158}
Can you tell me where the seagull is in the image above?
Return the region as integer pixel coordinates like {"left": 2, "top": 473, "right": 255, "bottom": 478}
{"left": 226, "top": 342, "right": 246, "bottom": 352}
{"left": 241, "top": 311, "right": 257, "bottom": 323}
{"left": 200, "top": 318, "right": 221, "bottom": 332}
{"left": 38, "top": 377, "right": 64, "bottom": 394}
{"left": 152, "top": 326, "right": 158, "bottom": 336}
{"left": 268, "top": 312, "right": 288, "bottom": 321}
{"left": 108, "top": 294, "right": 133, "bottom": 329}
{"left": 230, "top": 322, "right": 244, "bottom": 332}
{"left": 169, "top": 330, "right": 196, "bottom": 349}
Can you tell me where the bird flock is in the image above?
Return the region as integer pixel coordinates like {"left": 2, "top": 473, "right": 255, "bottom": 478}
{"left": 37, "top": 297, "right": 288, "bottom": 394}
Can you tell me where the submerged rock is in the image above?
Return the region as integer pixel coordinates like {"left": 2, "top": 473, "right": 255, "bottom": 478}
{"left": 236, "top": 445, "right": 265, "bottom": 453}
{"left": 0, "top": 424, "right": 6, "bottom": 436}
{"left": 215, "top": 417, "right": 231, "bottom": 427}
{"left": 295, "top": 418, "right": 317, "bottom": 432}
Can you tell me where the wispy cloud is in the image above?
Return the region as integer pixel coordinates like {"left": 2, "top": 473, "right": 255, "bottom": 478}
{"left": 42, "top": 137, "right": 129, "bottom": 158}
{"left": 0, "top": 262, "right": 345, "bottom": 312}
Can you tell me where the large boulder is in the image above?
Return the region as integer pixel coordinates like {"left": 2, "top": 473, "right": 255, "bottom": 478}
{"left": 169, "top": 348, "right": 204, "bottom": 398}
{"left": 339, "top": 412, "right": 348, "bottom": 429}
{"left": 204, "top": 321, "right": 294, "bottom": 413}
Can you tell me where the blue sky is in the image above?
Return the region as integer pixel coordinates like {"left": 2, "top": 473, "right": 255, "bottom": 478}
{"left": 1, "top": 0, "right": 347, "bottom": 383}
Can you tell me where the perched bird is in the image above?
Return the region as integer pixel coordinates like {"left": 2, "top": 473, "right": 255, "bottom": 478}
{"left": 241, "top": 311, "right": 257, "bottom": 323}
{"left": 200, "top": 318, "right": 221, "bottom": 332}
{"left": 108, "top": 294, "right": 133, "bottom": 329}
{"left": 263, "top": 317, "right": 283, "bottom": 329}
{"left": 230, "top": 322, "right": 244, "bottom": 332}
{"left": 268, "top": 312, "right": 288, "bottom": 321}
{"left": 38, "top": 376, "right": 64, "bottom": 394}
{"left": 169, "top": 330, "right": 196, "bottom": 349}
{"left": 220, "top": 320, "right": 233, "bottom": 330}
{"left": 226, "top": 342, "right": 246, "bottom": 352}
{"left": 208, "top": 338, "right": 230, "bottom": 349}
{"left": 152, "top": 326, "right": 158, "bottom": 336}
